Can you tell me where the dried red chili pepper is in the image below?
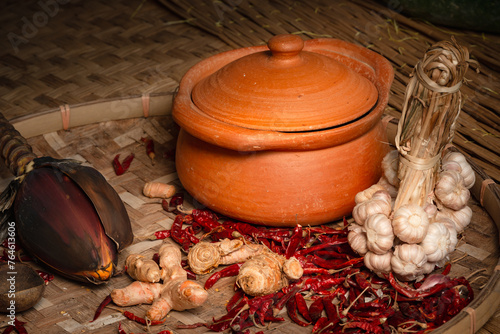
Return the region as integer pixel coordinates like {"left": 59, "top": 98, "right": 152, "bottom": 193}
{"left": 302, "top": 267, "right": 332, "bottom": 276}
{"left": 322, "top": 295, "right": 338, "bottom": 321}
{"left": 441, "top": 262, "right": 452, "bottom": 275}
{"left": 157, "top": 330, "right": 173, "bottom": 334}
{"left": 112, "top": 153, "right": 135, "bottom": 176}
{"left": 272, "top": 285, "right": 302, "bottom": 316}
{"left": 90, "top": 294, "right": 112, "bottom": 322}
{"left": 388, "top": 273, "right": 460, "bottom": 299}
{"left": 1, "top": 325, "right": 14, "bottom": 334}
{"left": 192, "top": 209, "right": 220, "bottom": 231}
{"left": 204, "top": 263, "right": 243, "bottom": 290}
{"left": 36, "top": 270, "right": 54, "bottom": 285}
{"left": 185, "top": 268, "right": 196, "bottom": 280}
{"left": 304, "top": 276, "right": 344, "bottom": 293}
{"left": 343, "top": 320, "right": 384, "bottom": 334}
{"left": 213, "top": 297, "right": 249, "bottom": 324}
{"left": 295, "top": 293, "right": 312, "bottom": 322}
{"left": 122, "top": 310, "right": 165, "bottom": 326}
{"left": 262, "top": 314, "right": 285, "bottom": 323}
{"left": 117, "top": 322, "right": 127, "bottom": 334}
{"left": 166, "top": 193, "right": 184, "bottom": 211}
{"left": 285, "top": 224, "right": 302, "bottom": 259}
{"left": 308, "top": 297, "right": 325, "bottom": 323}
{"left": 312, "top": 255, "right": 363, "bottom": 270}
{"left": 13, "top": 319, "right": 27, "bottom": 334}
{"left": 226, "top": 289, "right": 245, "bottom": 312}
{"left": 286, "top": 294, "right": 310, "bottom": 327}
{"left": 112, "top": 155, "right": 124, "bottom": 175}
{"left": 207, "top": 319, "right": 232, "bottom": 332}
{"left": 255, "top": 298, "right": 274, "bottom": 325}
{"left": 232, "top": 315, "right": 254, "bottom": 332}
{"left": 141, "top": 137, "right": 155, "bottom": 164}
{"left": 170, "top": 214, "right": 190, "bottom": 250}
{"left": 295, "top": 238, "right": 348, "bottom": 257}
{"left": 311, "top": 316, "right": 329, "bottom": 333}
{"left": 306, "top": 225, "right": 345, "bottom": 235}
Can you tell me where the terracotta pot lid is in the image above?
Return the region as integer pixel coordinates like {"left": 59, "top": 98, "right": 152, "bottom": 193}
{"left": 191, "top": 34, "right": 378, "bottom": 132}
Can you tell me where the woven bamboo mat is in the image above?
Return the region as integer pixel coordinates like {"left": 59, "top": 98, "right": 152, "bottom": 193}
{"left": 156, "top": 0, "right": 500, "bottom": 184}
{"left": 0, "top": 0, "right": 231, "bottom": 119}
{"left": 0, "top": 115, "right": 498, "bottom": 333}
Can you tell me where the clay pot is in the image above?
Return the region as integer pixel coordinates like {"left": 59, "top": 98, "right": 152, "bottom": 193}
{"left": 172, "top": 34, "right": 394, "bottom": 226}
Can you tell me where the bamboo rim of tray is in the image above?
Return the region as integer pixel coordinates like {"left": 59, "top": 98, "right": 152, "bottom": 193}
{"left": 8, "top": 95, "right": 500, "bottom": 334}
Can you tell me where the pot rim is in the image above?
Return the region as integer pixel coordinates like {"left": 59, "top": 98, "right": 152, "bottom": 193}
{"left": 172, "top": 38, "right": 394, "bottom": 152}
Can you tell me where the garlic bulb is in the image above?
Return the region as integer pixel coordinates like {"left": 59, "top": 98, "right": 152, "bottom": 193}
{"left": 442, "top": 151, "right": 475, "bottom": 189}
{"left": 421, "top": 261, "right": 436, "bottom": 275}
{"left": 436, "top": 205, "right": 472, "bottom": 233}
{"left": 352, "top": 190, "right": 392, "bottom": 225}
{"left": 437, "top": 217, "right": 458, "bottom": 252}
{"left": 419, "top": 223, "right": 451, "bottom": 263}
{"left": 354, "top": 184, "right": 386, "bottom": 204}
{"left": 364, "top": 251, "right": 392, "bottom": 277}
{"left": 434, "top": 170, "right": 470, "bottom": 210}
{"left": 391, "top": 244, "right": 427, "bottom": 281}
{"left": 377, "top": 176, "right": 399, "bottom": 198}
{"left": 365, "top": 213, "right": 394, "bottom": 255}
{"left": 423, "top": 203, "right": 438, "bottom": 222}
{"left": 347, "top": 223, "right": 368, "bottom": 255}
{"left": 381, "top": 149, "right": 400, "bottom": 187}
{"left": 392, "top": 204, "right": 429, "bottom": 243}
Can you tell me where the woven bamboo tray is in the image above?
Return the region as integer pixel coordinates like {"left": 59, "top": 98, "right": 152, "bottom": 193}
{"left": 0, "top": 0, "right": 499, "bottom": 332}
{"left": 0, "top": 96, "right": 498, "bottom": 333}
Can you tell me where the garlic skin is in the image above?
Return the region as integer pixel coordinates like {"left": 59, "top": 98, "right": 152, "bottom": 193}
{"left": 423, "top": 203, "right": 438, "bottom": 222}
{"left": 442, "top": 151, "right": 475, "bottom": 189}
{"left": 434, "top": 170, "right": 470, "bottom": 210}
{"left": 364, "top": 251, "right": 392, "bottom": 277}
{"left": 436, "top": 205, "right": 472, "bottom": 233}
{"left": 391, "top": 244, "right": 427, "bottom": 281}
{"left": 377, "top": 176, "right": 399, "bottom": 198}
{"left": 392, "top": 204, "right": 429, "bottom": 243}
{"left": 419, "top": 223, "right": 451, "bottom": 263}
{"left": 354, "top": 184, "right": 386, "bottom": 204}
{"left": 365, "top": 213, "right": 394, "bottom": 255}
{"left": 352, "top": 190, "right": 392, "bottom": 225}
{"left": 347, "top": 223, "right": 368, "bottom": 255}
{"left": 381, "top": 149, "right": 400, "bottom": 187}
{"left": 421, "top": 261, "right": 436, "bottom": 275}
{"left": 436, "top": 217, "right": 459, "bottom": 253}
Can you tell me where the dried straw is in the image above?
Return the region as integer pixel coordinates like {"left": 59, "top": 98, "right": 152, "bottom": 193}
{"left": 393, "top": 38, "right": 474, "bottom": 210}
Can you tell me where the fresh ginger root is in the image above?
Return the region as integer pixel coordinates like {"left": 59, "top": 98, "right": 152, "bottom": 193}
{"left": 126, "top": 254, "right": 161, "bottom": 283}
{"left": 236, "top": 250, "right": 303, "bottom": 296}
{"left": 188, "top": 238, "right": 265, "bottom": 274}
{"left": 147, "top": 279, "right": 208, "bottom": 321}
{"left": 111, "top": 280, "right": 162, "bottom": 306}
{"left": 111, "top": 242, "right": 208, "bottom": 321}
{"left": 158, "top": 243, "right": 187, "bottom": 281}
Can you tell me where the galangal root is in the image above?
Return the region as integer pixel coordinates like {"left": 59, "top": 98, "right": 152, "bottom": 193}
{"left": 236, "top": 249, "right": 303, "bottom": 296}
{"left": 187, "top": 238, "right": 265, "bottom": 274}
{"left": 188, "top": 238, "right": 303, "bottom": 296}
{"left": 111, "top": 243, "right": 207, "bottom": 321}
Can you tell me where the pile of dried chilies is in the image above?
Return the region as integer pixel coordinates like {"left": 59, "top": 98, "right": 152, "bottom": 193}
{"left": 137, "top": 194, "right": 474, "bottom": 334}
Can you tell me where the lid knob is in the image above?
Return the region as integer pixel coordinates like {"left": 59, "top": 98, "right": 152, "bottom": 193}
{"left": 267, "top": 34, "right": 304, "bottom": 59}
